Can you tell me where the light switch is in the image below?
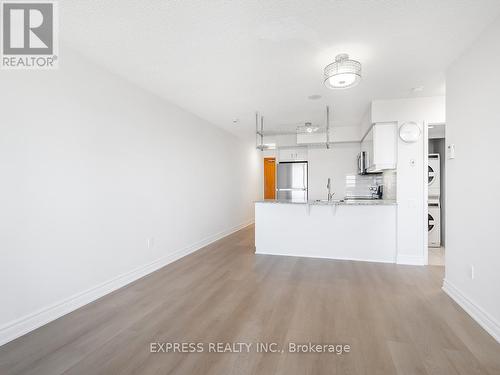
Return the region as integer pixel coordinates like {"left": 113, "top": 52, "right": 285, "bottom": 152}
{"left": 448, "top": 144, "right": 455, "bottom": 159}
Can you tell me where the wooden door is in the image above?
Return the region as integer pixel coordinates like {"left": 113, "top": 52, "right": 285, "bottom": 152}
{"left": 263, "top": 158, "right": 276, "bottom": 200}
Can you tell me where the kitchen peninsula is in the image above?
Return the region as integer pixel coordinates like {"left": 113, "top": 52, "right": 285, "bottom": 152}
{"left": 255, "top": 199, "right": 397, "bottom": 263}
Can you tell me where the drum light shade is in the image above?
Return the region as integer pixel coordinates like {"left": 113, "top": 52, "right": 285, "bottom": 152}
{"left": 324, "top": 54, "right": 362, "bottom": 89}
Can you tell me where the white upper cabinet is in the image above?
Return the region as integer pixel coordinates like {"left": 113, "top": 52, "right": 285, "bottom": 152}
{"left": 278, "top": 147, "right": 308, "bottom": 162}
{"left": 361, "top": 123, "right": 397, "bottom": 172}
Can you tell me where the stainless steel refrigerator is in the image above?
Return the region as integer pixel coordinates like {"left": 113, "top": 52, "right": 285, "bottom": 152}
{"left": 276, "top": 161, "right": 308, "bottom": 201}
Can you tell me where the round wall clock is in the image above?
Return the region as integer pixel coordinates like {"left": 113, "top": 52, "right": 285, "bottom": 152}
{"left": 399, "top": 122, "right": 421, "bottom": 143}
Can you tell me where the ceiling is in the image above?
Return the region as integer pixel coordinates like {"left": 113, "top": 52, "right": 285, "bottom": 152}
{"left": 61, "top": 0, "right": 500, "bottom": 138}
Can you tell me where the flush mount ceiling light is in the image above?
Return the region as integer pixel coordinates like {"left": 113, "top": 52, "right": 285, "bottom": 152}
{"left": 324, "top": 54, "right": 362, "bottom": 89}
{"left": 297, "top": 122, "right": 320, "bottom": 134}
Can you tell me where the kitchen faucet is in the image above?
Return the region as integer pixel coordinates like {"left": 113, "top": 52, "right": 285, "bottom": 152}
{"left": 327, "top": 178, "right": 335, "bottom": 201}
{"left": 369, "top": 184, "right": 384, "bottom": 199}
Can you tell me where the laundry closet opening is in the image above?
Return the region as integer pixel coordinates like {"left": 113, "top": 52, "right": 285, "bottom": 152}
{"left": 427, "top": 123, "right": 446, "bottom": 266}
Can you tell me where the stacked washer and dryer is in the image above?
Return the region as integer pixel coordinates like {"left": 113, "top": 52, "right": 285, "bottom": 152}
{"left": 428, "top": 154, "right": 441, "bottom": 247}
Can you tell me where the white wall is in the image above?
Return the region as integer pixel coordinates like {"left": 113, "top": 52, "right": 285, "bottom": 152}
{"left": 0, "top": 46, "right": 261, "bottom": 344}
{"left": 444, "top": 16, "right": 500, "bottom": 342}
{"left": 396, "top": 120, "right": 426, "bottom": 265}
{"left": 359, "top": 107, "right": 372, "bottom": 138}
{"left": 307, "top": 144, "right": 360, "bottom": 200}
{"left": 372, "top": 97, "right": 445, "bottom": 125}
{"left": 331, "top": 127, "right": 362, "bottom": 143}
{"left": 370, "top": 97, "right": 445, "bottom": 265}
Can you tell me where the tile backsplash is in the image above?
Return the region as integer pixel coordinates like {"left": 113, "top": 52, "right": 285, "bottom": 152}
{"left": 382, "top": 170, "right": 397, "bottom": 200}
{"left": 345, "top": 170, "right": 397, "bottom": 199}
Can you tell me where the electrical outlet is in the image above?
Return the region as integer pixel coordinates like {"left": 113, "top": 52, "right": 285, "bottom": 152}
{"left": 147, "top": 237, "right": 154, "bottom": 249}
{"left": 470, "top": 265, "right": 475, "bottom": 280}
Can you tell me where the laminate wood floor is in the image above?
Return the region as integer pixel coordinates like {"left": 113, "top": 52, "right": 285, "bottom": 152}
{"left": 428, "top": 247, "right": 445, "bottom": 266}
{"left": 1, "top": 225, "right": 499, "bottom": 375}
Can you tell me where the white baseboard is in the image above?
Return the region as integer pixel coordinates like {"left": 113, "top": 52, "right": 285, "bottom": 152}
{"left": 396, "top": 254, "right": 425, "bottom": 265}
{"left": 0, "top": 220, "right": 254, "bottom": 347}
{"left": 255, "top": 249, "right": 395, "bottom": 264}
{"left": 442, "top": 279, "right": 500, "bottom": 343}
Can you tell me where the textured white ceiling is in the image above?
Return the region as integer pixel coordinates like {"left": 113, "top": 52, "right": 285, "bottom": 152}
{"left": 61, "top": 0, "right": 500, "bottom": 138}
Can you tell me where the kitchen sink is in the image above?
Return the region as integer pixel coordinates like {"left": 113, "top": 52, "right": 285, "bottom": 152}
{"left": 344, "top": 197, "right": 378, "bottom": 201}
{"left": 314, "top": 199, "right": 344, "bottom": 203}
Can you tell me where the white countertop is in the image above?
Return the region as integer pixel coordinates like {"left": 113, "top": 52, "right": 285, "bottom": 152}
{"left": 255, "top": 199, "right": 397, "bottom": 206}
